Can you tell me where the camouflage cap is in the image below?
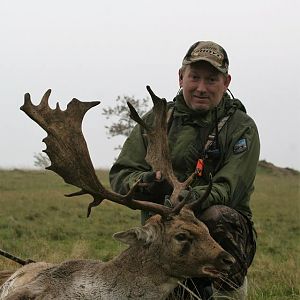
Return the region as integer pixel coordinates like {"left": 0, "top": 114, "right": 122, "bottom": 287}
{"left": 182, "top": 41, "right": 229, "bottom": 74}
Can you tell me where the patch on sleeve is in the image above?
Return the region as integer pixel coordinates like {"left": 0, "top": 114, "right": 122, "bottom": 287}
{"left": 233, "top": 138, "right": 247, "bottom": 154}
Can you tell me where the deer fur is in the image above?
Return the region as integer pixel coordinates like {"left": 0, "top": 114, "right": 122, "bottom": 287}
{"left": 0, "top": 272, "right": 14, "bottom": 288}
{"left": 0, "top": 209, "right": 234, "bottom": 300}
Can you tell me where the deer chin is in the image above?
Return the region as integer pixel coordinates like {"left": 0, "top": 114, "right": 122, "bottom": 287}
{"left": 201, "top": 266, "right": 224, "bottom": 278}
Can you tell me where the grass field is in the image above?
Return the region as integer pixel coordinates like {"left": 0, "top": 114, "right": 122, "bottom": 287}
{"left": 0, "top": 163, "right": 299, "bottom": 299}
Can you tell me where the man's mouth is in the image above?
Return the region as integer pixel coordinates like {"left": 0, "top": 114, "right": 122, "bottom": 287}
{"left": 193, "top": 95, "right": 209, "bottom": 100}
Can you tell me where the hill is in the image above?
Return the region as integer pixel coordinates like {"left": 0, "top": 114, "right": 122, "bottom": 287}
{"left": 258, "top": 160, "right": 299, "bottom": 176}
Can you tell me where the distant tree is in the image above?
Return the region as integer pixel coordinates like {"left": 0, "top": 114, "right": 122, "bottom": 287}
{"left": 102, "top": 95, "right": 149, "bottom": 149}
{"left": 33, "top": 152, "right": 50, "bottom": 169}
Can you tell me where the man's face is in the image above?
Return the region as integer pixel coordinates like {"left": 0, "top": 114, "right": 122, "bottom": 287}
{"left": 179, "top": 61, "right": 231, "bottom": 111}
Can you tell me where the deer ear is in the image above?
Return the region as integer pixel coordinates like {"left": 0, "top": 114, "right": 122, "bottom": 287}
{"left": 113, "top": 227, "right": 155, "bottom": 246}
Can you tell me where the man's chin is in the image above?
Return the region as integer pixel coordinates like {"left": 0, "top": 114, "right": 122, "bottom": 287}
{"left": 190, "top": 104, "right": 210, "bottom": 112}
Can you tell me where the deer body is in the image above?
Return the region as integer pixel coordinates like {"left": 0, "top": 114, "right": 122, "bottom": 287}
{"left": 1, "top": 258, "right": 176, "bottom": 300}
{"left": 0, "top": 210, "right": 233, "bottom": 300}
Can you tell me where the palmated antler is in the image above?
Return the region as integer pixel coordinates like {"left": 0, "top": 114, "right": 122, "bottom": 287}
{"left": 20, "top": 89, "right": 177, "bottom": 217}
{"left": 21, "top": 88, "right": 212, "bottom": 218}
{"left": 127, "top": 86, "right": 196, "bottom": 207}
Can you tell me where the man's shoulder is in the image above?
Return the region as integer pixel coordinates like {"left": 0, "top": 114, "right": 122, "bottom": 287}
{"left": 231, "top": 108, "right": 257, "bottom": 129}
{"left": 224, "top": 96, "right": 257, "bottom": 128}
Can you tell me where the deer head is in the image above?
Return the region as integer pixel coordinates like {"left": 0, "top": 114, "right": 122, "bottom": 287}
{"left": 113, "top": 209, "right": 234, "bottom": 280}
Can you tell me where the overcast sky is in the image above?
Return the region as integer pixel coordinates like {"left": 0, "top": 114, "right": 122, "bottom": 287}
{"left": 0, "top": 0, "right": 299, "bottom": 171}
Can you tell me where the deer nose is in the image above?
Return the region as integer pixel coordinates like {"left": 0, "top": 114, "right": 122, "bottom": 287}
{"left": 218, "top": 251, "right": 235, "bottom": 267}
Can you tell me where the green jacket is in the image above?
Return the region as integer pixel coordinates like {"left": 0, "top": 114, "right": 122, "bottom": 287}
{"left": 109, "top": 91, "right": 260, "bottom": 222}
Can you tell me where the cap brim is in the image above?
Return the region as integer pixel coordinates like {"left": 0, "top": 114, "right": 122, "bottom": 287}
{"left": 183, "top": 57, "right": 227, "bottom": 74}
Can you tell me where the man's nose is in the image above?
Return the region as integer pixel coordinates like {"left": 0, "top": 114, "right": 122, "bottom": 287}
{"left": 196, "top": 80, "right": 207, "bottom": 93}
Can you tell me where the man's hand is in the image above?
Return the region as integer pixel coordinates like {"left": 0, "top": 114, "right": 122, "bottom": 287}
{"left": 140, "top": 171, "right": 162, "bottom": 184}
{"left": 179, "top": 189, "right": 199, "bottom": 203}
{"left": 139, "top": 171, "right": 172, "bottom": 200}
{"left": 164, "top": 189, "right": 198, "bottom": 207}
{"left": 139, "top": 171, "right": 163, "bottom": 193}
{"left": 164, "top": 189, "right": 197, "bottom": 208}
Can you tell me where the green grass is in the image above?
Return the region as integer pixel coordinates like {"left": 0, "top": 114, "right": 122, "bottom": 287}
{"left": 0, "top": 165, "right": 299, "bottom": 299}
{"left": 0, "top": 169, "right": 140, "bottom": 265}
{"left": 247, "top": 164, "right": 300, "bottom": 299}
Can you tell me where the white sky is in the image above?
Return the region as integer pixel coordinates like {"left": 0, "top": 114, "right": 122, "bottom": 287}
{"left": 0, "top": 0, "right": 299, "bottom": 170}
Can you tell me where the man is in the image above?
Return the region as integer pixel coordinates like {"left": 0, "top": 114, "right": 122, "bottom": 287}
{"left": 109, "top": 41, "right": 260, "bottom": 299}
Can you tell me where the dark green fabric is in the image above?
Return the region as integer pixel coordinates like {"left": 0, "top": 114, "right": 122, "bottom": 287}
{"left": 109, "top": 91, "right": 260, "bottom": 221}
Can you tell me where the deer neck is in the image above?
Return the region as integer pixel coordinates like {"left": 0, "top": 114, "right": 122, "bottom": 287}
{"left": 102, "top": 245, "right": 179, "bottom": 299}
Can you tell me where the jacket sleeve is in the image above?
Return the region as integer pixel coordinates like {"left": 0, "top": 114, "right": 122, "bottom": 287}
{"left": 191, "top": 117, "right": 260, "bottom": 215}
{"left": 109, "top": 117, "right": 151, "bottom": 195}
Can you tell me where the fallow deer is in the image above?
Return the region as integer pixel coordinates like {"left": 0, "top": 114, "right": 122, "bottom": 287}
{"left": 0, "top": 87, "right": 234, "bottom": 300}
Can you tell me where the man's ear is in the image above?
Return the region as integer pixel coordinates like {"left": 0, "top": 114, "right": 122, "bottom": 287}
{"left": 179, "top": 69, "right": 183, "bottom": 87}
{"left": 224, "top": 74, "right": 231, "bottom": 91}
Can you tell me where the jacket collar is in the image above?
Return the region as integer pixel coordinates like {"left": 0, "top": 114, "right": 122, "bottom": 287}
{"left": 173, "top": 91, "right": 245, "bottom": 127}
{"left": 173, "top": 92, "right": 219, "bottom": 127}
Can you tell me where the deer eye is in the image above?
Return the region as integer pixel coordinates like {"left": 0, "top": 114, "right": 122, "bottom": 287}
{"left": 175, "top": 233, "right": 188, "bottom": 242}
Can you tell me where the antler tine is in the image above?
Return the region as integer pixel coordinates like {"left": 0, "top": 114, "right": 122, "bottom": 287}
{"left": 41, "top": 89, "right": 51, "bottom": 108}
{"left": 146, "top": 85, "right": 160, "bottom": 106}
{"left": 185, "top": 174, "right": 213, "bottom": 212}
{"left": 21, "top": 90, "right": 176, "bottom": 218}
{"left": 127, "top": 101, "right": 150, "bottom": 131}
